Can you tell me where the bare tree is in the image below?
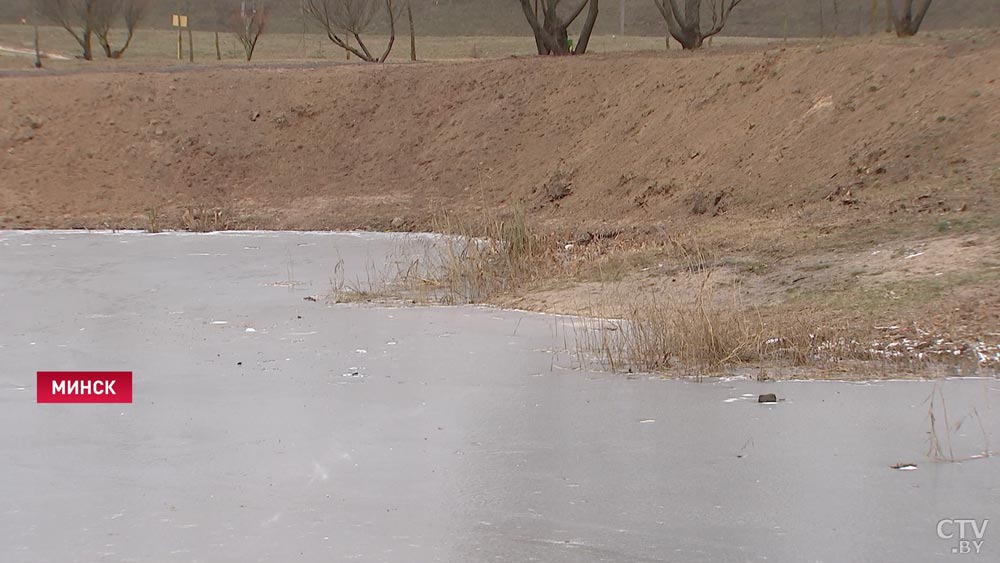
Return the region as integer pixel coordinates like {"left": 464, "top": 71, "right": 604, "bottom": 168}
{"left": 233, "top": 0, "right": 268, "bottom": 61}
{"left": 38, "top": 0, "right": 146, "bottom": 60}
{"left": 517, "top": 0, "right": 599, "bottom": 56}
{"left": 887, "top": 0, "right": 932, "bottom": 37}
{"left": 302, "top": 0, "right": 400, "bottom": 63}
{"left": 652, "top": 0, "right": 744, "bottom": 50}
{"left": 37, "top": 0, "right": 97, "bottom": 60}
{"left": 92, "top": 0, "right": 148, "bottom": 59}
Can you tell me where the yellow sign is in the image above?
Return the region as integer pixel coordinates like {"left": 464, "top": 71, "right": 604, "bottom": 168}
{"left": 172, "top": 14, "right": 188, "bottom": 28}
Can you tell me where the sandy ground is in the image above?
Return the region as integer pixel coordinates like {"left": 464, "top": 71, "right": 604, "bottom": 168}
{"left": 1, "top": 31, "right": 998, "bottom": 366}
{"left": 2, "top": 31, "right": 997, "bottom": 234}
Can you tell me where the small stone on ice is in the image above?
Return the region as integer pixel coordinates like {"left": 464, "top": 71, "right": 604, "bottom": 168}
{"left": 758, "top": 393, "right": 778, "bottom": 403}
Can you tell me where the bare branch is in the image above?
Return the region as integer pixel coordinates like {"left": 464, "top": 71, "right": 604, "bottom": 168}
{"left": 233, "top": 0, "right": 268, "bottom": 61}
{"left": 302, "top": 0, "right": 398, "bottom": 62}
{"left": 705, "top": 0, "right": 744, "bottom": 39}
{"left": 37, "top": 0, "right": 96, "bottom": 59}
{"left": 654, "top": 0, "right": 744, "bottom": 49}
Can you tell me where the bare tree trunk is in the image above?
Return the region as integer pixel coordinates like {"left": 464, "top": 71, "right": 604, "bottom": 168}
{"left": 407, "top": 0, "right": 416, "bottom": 61}
{"left": 654, "top": 0, "right": 741, "bottom": 50}
{"left": 888, "top": 0, "right": 933, "bottom": 37}
{"left": 83, "top": 0, "right": 94, "bottom": 60}
{"left": 832, "top": 0, "right": 839, "bottom": 37}
{"left": 376, "top": 0, "right": 397, "bottom": 63}
{"left": 518, "top": 0, "right": 598, "bottom": 56}
{"left": 819, "top": 0, "right": 825, "bottom": 37}
{"left": 34, "top": 23, "right": 42, "bottom": 68}
{"left": 619, "top": 0, "right": 625, "bottom": 36}
{"left": 113, "top": 28, "right": 137, "bottom": 58}
{"left": 303, "top": 0, "right": 395, "bottom": 62}
{"left": 575, "top": 0, "right": 599, "bottom": 54}
{"left": 784, "top": 0, "right": 789, "bottom": 42}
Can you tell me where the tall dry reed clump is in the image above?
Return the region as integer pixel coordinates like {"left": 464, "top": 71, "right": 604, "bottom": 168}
{"left": 330, "top": 206, "right": 562, "bottom": 305}
{"left": 573, "top": 274, "right": 774, "bottom": 375}
{"left": 331, "top": 217, "right": 950, "bottom": 376}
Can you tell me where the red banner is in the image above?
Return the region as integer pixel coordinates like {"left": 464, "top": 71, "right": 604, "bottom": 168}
{"left": 37, "top": 372, "right": 133, "bottom": 403}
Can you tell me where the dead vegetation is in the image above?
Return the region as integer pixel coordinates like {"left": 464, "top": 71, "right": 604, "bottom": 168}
{"left": 181, "top": 206, "right": 227, "bottom": 232}
{"left": 329, "top": 207, "right": 562, "bottom": 304}
{"left": 322, "top": 211, "right": 997, "bottom": 379}
{"left": 925, "top": 383, "right": 996, "bottom": 462}
{"left": 232, "top": 0, "right": 268, "bottom": 62}
{"left": 653, "top": 0, "right": 745, "bottom": 49}
{"left": 38, "top": 0, "right": 148, "bottom": 60}
{"left": 302, "top": 0, "right": 402, "bottom": 63}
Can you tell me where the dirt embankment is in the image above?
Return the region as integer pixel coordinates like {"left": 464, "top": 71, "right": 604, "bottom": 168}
{"left": 2, "top": 33, "right": 998, "bottom": 237}
{"left": 1, "top": 33, "right": 999, "bottom": 371}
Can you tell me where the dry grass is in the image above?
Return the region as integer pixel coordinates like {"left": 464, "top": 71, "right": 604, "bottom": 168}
{"left": 925, "top": 384, "right": 996, "bottom": 463}
{"left": 328, "top": 206, "right": 562, "bottom": 305}
{"left": 572, "top": 285, "right": 996, "bottom": 378}
{"left": 323, "top": 222, "right": 996, "bottom": 378}
{"left": 568, "top": 284, "right": 929, "bottom": 377}
{"left": 0, "top": 24, "right": 766, "bottom": 71}
{"left": 144, "top": 207, "right": 161, "bottom": 233}
{"left": 565, "top": 237, "right": 986, "bottom": 377}
{"left": 425, "top": 207, "right": 559, "bottom": 303}
{"left": 181, "top": 206, "right": 227, "bottom": 232}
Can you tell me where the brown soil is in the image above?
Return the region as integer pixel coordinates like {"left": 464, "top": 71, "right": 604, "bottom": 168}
{"left": 2, "top": 32, "right": 999, "bottom": 374}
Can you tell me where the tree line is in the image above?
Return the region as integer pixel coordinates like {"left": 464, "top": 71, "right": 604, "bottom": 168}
{"left": 29, "top": 0, "right": 939, "bottom": 62}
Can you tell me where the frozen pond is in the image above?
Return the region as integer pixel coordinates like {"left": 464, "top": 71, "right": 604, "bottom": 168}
{"left": 1, "top": 231, "right": 998, "bottom": 562}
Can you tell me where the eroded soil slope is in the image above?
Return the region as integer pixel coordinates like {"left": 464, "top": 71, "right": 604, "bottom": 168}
{"left": 1, "top": 33, "right": 997, "bottom": 238}
{"left": 2, "top": 33, "right": 999, "bottom": 369}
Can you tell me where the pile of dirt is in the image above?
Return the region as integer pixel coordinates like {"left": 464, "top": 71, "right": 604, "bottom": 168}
{"left": 2, "top": 32, "right": 999, "bottom": 373}
{"left": 2, "top": 32, "right": 998, "bottom": 244}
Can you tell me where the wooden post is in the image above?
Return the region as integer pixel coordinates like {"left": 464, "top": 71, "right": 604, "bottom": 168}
{"left": 819, "top": 0, "right": 825, "bottom": 37}
{"left": 34, "top": 24, "right": 42, "bottom": 68}
{"left": 407, "top": 1, "right": 417, "bottom": 61}
{"left": 784, "top": 0, "right": 789, "bottom": 42}
{"left": 177, "top": 27, "right": 183, "bottom": 60}
{"left": 832, "top": 0, "right": 839, "bottom": 37}
{"left": 215, "top": 31, "right": 221, "bottom": 60}
{"left": 619, "top": 0, "right": 625, "bottom": 36}
{"left": 188, "top": 27, "right": 194, "bottom": 62}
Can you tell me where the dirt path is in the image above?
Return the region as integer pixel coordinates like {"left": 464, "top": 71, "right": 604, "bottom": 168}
{"left": 0, "top": 43, "right": 69, "bottom": 61}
